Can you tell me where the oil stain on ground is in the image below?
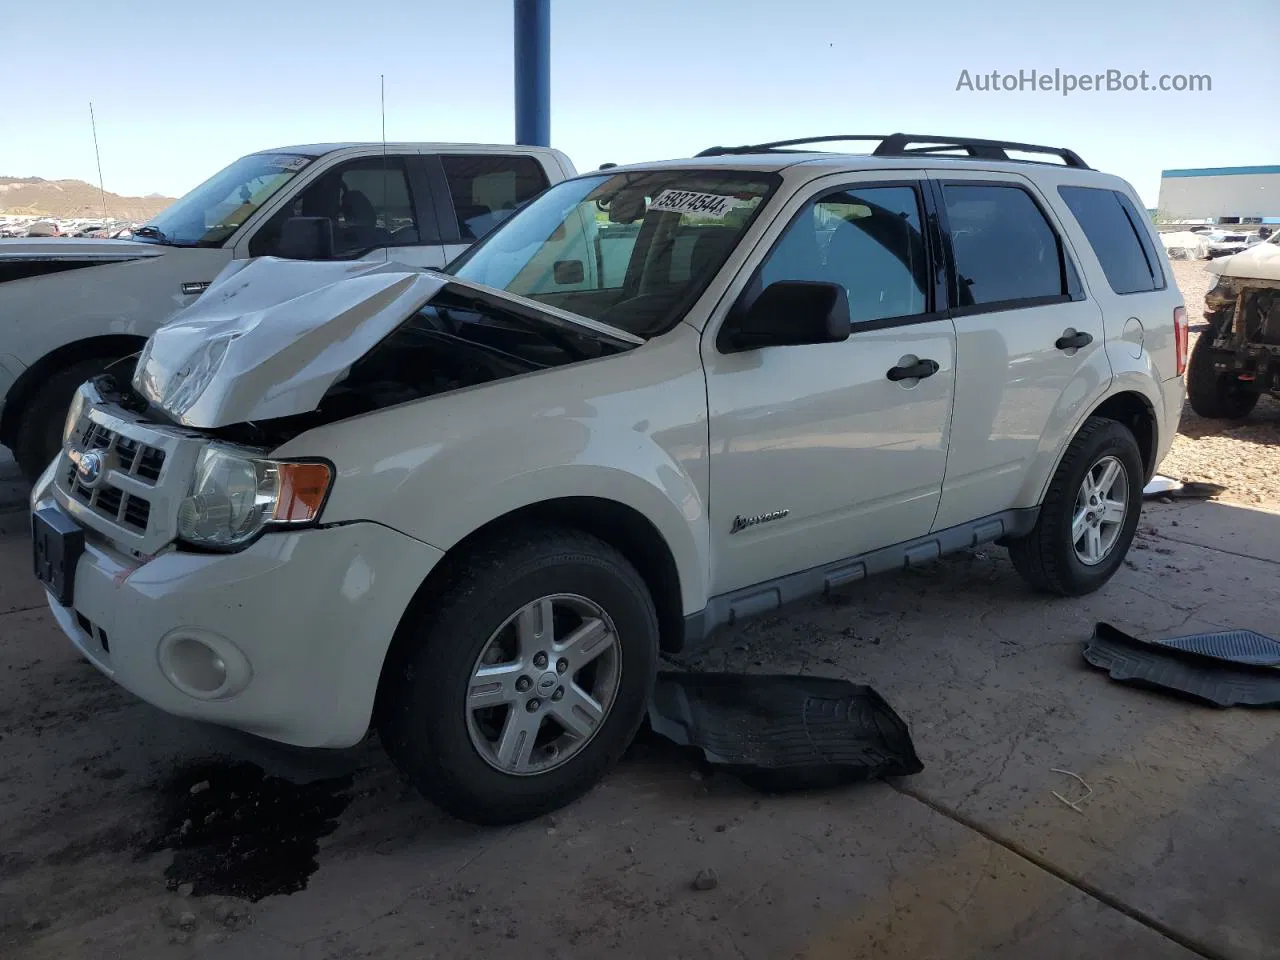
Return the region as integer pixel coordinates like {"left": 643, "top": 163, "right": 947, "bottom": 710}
{"left": 142, "top": 758, "right": 353, "bottom": 902}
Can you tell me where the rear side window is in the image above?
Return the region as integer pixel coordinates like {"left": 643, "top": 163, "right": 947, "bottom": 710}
{"left": 943, "top": 183, "right": 1071, "bottom": 309}
{"left": 440, "top": 154, "right": 551, "bottom": 241}
{"left": 1058, "top": 186, "right": 1166, "bottom": 294}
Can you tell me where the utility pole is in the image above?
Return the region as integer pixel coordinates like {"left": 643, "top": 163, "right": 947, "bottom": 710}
{"left": 513, "top": 0, "right": 550, "bottom": 146}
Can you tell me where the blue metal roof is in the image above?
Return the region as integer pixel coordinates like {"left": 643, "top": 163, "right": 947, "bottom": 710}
{"left": 1162, "top": 165, "right": 1280, "bottom": 178}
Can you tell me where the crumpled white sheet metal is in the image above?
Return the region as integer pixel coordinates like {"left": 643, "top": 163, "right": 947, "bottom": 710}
{"left": 133, "top": 257, "right": 445, "bottom": 428}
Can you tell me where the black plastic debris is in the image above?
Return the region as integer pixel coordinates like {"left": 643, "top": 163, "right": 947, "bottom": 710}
{"left": 647, "top": 672, "right": 923, "bottom": 791}
{"left": 1083, "top": 622, "right": 1280, "bottom": 707}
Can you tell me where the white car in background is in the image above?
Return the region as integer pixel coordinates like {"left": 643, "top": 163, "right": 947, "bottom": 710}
{"left": 0, "top": 141, "right": 576, "bottom": 480}
{"left": 1205, "top": 229, "right": 1261, "bottom": 258}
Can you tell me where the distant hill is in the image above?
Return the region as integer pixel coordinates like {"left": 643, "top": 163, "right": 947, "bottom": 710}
{"left": 0, "top": 177, "right": 175, "bottom": 220}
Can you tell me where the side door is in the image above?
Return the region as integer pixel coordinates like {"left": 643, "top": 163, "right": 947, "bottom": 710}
{"left": 703, "top": 175, "right": 957, "bottom": 596}
{"left": 243, "top": 153, "right": 445, "bottom": 267}
{"left": 1055, "top": 182, "right": 1180, "bottom": 381}
{"left": 927, "top": 172, "right": 1108, "bottom": 531}
{"left": 433, "top": 153, "right": 553, "bottom": 264}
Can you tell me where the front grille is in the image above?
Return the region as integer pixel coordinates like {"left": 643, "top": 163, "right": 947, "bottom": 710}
{"left": 82, "top": 423, "right": 166, "bottom": 483}
{"left": 123, "top": 497, "right": 150, "bottom": 530}
{"left": 54, "top": 386, "right": 196, "bottom": 555}
{"left": 65, "top": 465, "right": 153, "bottom": 533}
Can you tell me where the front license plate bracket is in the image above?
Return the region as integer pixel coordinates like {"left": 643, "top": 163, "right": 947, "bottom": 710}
{"left": 32, "top": 505, "right": 85, "bottom": 607}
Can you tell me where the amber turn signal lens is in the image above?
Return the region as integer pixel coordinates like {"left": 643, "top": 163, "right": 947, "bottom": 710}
{"left": 272, "top": 462, "right": 332, "bottom": 523}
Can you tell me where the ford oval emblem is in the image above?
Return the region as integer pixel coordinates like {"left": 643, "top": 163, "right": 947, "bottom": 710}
{"left": 76, "top": 449, "right": 106, "bottom": 488}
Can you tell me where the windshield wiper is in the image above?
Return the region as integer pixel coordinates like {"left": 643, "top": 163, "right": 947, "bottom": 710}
{"left": 132, "top": 225, "right": 169, "bottom": 244}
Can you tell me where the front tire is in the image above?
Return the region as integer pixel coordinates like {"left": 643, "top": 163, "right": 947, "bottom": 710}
{"left": 1186, "top": 335, "right": 1259, "bottom": 420}
{"left": 11, "top": 357, "right": 123, "bottom": 482}
{"left": 377, "top": 528, "right": 659, "bottom": 825}
{"left": 1007, "top": 416, "right": 1144, "bottom": 596}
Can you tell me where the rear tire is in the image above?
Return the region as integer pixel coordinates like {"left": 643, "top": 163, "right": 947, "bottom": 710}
{"left": 376, "top": 528, "right": 659, "bottom": 825}
{"left": 1007, "top": 416, "right": 1143, "bottom": 597}
{"left": 1186, "top": 335, "right": 1259, "bottom": 420}
{"left": 12, "top": 357, "right": 122, "bottom": 483}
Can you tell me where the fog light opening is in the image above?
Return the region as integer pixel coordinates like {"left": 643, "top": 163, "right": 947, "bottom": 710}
{"left": 160, "top": 634, "right": 240, "bottom": 699}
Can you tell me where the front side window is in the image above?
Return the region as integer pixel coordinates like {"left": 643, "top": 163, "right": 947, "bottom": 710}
{"left": 1058, "top": 185, "right": 1164, "bottom": 294}
{"left": 441, "top": 154, "right": 551, "bottom": 241}
{"left": 944, "top": 183, "right": 1070, "bottom": 308}
{"left": 759, "top": 184, "right": 929, "bottom": 322}
{"left": 249, "top": 157, "right": 420, "bottom": 258}
{"left": 139, "top": 152, "right": 315, "bottom": 248}
{"left": 448, "top": 170, "right": 779, "bottom": 338}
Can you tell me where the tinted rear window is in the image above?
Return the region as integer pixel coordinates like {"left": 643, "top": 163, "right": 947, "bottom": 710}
{"left": 942, "top": 184, "right": 1069, "bottom": 307}
{"left": 1058, "top": 186, "right": 1165, "bottom": 294}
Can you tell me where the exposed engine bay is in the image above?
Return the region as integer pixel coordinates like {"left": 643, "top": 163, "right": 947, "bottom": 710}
{"left": 1236, "top": 287, "right": 1280, "bottom": 346}
{"left": 1200, "top": 276, "right": 1280, "bottom": 403}
{"left": 97, "top": 286, "right": 627, "bottom": 448}
{"left": 1205, "top": 277, "right": 1280, "bottom": 346}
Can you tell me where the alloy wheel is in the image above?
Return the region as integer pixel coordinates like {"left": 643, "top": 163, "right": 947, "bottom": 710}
{"left": 465, "top": 593, "right": 621, "bottom": 776}
{"left": 1072, "top": 455, "right": 1129, "bottom": 566}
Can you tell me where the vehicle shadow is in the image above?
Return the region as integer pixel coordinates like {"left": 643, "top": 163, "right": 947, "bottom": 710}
{"left": 1175, "top": 394, "right": 1280, "bottom": 442}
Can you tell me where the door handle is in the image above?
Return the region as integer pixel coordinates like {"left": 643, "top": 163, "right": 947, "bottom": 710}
{"left": 1055, "top": 330, "right": 1094, "bottom": 351}
{"left": 886, "top": 359, "right": 940, "bottom": 382}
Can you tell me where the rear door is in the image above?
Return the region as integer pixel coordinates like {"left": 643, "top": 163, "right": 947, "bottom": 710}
{"left": 434, "top": 153, "right": 554, "bottom": 264}
{"left": 1055, "top": 183, "right": 1180, "bottom": 380}
{"left": 927, "top": 171, "right": 1108, "bottom": 530}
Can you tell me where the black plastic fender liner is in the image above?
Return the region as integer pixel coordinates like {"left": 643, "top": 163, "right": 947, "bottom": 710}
{"left": 1083, "top": 622, "right": 1280, "bottom": 707}
{"left": 647, "top": 672, "right": 923, "bottom": 792}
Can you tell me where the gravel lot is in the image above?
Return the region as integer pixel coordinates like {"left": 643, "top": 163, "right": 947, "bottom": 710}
{"left": 1161, "top": 259, "right": 1280, "bottom": 506}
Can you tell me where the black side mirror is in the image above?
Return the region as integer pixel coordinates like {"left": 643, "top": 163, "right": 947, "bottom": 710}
{"left": 277, "top": 216, "right": 335, "bottom": 260}
{"left": 719, "top": 280, "right": 851, "bottom": 354}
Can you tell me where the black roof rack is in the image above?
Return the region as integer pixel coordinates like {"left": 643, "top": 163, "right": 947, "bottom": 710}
{"left": 694, "top": 133, "right": 1090, "bottom": 169}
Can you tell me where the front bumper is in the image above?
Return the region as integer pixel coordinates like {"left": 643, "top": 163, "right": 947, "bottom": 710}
{"left": 34, "top": 494, "right": 442, "bottom": 748}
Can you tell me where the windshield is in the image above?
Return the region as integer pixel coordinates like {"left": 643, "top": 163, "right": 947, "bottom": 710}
{"left": 447, "top": 169, "right": 780, "bottom": 338}
{"left": 137, "top": 152, "right": 315, "bottom": 248}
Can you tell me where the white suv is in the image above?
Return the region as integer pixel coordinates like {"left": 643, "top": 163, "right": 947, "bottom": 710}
{"left": 30, "top": 134, "right": 1187, "bottom": 825}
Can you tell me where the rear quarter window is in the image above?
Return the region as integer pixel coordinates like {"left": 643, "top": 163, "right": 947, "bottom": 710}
{"left": 1057, "top": 185, "right": 1166, "bottom": 295}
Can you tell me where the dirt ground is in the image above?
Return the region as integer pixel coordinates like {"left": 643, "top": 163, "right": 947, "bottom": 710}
{"left": 3, "top": 259, "right": 1280, "bottom": 960}
{"left": 1160, "top": 260, "right": 1280, "bottom": 505}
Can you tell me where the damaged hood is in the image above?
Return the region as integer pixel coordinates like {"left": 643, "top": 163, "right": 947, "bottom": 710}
{"left": 1208, "top": 237, "right": 1280, "bottom": 281}
{"left": 0, "top": 237, "right": 164, "bottom": 261}
{"left": 132, "top": 255, "right": 640, "bottom": 428}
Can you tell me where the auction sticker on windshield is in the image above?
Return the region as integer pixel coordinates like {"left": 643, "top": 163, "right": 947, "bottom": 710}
{"left": 649, "top": 189, "right": 740, "bottom": 219}
{"left": 264, "top": 155, "right": 312, "bottom": 172}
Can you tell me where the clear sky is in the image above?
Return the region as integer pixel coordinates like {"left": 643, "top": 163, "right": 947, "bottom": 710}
{"left": 3, "top": 0, "right": 1277, "bottom": 207}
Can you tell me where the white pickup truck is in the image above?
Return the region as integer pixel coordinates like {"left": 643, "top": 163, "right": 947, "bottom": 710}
{"left": 0, "top": 142, "right": 576, "bottom": 479}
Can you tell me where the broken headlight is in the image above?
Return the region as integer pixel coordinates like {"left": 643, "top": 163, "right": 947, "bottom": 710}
{"left": 62, "top": 387, "right": 87, "bottom": 444}
{"left": 176, "top": 447, "right": 332, "bottom": 549}
{"left": 1205, "top": 278, "right": 1237, "bottom": 307}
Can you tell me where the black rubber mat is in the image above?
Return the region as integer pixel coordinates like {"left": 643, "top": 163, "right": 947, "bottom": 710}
{"left": 1083, "top": 623, "right": 1280, "bottom": 707}
{"left": 1157, "top": 629, "right": 1280, "bottom": 666}
{"left": 648, "top": 672, "right": 923, "bottom": 791}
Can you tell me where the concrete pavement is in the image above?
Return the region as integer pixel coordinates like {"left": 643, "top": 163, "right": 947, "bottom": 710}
{"left": 1, "top": 497, "right": 1278, "bottom": 959}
